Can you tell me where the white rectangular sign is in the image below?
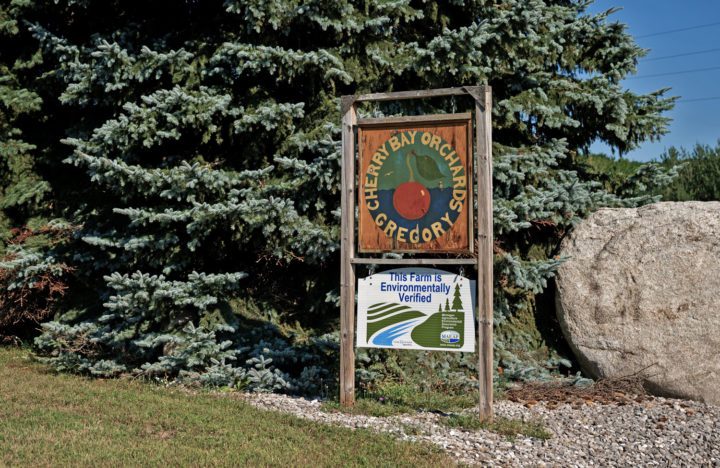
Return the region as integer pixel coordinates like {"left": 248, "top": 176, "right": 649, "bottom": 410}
{"left": 357, "top": 268, "right": 475, "bottom": 352}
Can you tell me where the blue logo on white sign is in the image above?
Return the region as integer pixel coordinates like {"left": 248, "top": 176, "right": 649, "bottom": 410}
{"left": 440, "top": 330, "right": 460, "bottom": 344}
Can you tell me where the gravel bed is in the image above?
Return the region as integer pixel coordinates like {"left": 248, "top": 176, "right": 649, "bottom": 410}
{"left": 238, "top": 392, "right": 720, "bottom": 466}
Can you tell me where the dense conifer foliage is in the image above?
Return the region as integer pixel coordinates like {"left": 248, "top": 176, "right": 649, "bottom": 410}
{"left": 0, "top": 0, "right": 674, "bottom": 390}
{"left": 659, "top": 143, "right": 720, "bottom": 202}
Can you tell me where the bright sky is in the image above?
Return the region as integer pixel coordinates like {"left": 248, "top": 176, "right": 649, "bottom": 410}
{"left": 586, "top": 0, "right": 720, "bottom": 161}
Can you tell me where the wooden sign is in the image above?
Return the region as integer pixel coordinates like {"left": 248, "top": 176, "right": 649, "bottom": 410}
{"left": 340, "top": 86, "right": 494, "bottom": 420}
{"left": 357, "top": 268, "right": 475, "bottom": 352}
{"left": 358, "top": 114, "right": 472, "bottom": 253}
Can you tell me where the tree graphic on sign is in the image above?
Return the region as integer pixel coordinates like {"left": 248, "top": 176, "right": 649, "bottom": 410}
{"left": 452, "top": 284, "right": 463, "bottom": 311}
{"left": 445, "top": 298, "right": 450, "bottom": 312}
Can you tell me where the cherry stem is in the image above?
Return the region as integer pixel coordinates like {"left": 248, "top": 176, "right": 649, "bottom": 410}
{"left": 405, "top": 152, "right": 415, "bottom": 182}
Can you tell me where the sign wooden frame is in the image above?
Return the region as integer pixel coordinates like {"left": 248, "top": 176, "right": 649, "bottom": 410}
{"left": 357, "top": 113, "right": 473, "bottom": 254}
{"left": 340, "top": 86, "right": 494, "bottom": 420}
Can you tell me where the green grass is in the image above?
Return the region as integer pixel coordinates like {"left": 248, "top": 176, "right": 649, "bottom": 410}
{"left": 0, "top": 347, "right": 453, "bottom": 467}
{"left": 322, "top": 382, "right": 476, "bottom": 417}
{"left": 321, "top": 382, "right": 550, "bottom": 442}
{"left": 442, "top": 414, "right": 552, "bottom": 441}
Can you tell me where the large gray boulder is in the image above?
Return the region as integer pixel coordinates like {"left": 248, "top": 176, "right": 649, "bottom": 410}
{"left": 555, "top": 202, "right": 720, "bottom": 404}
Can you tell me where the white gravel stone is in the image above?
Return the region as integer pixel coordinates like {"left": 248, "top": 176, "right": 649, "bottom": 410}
{"left": 234, "top": 392, "right": 720, "bottom": 467}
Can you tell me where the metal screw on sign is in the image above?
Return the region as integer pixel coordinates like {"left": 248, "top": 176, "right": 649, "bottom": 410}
{"left": 453, "top": 266, "right": 465, "bottom": 284}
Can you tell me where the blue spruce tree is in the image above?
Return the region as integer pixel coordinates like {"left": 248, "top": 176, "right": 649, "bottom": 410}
{"left": 1, "top": 1, "right": 675, "bottom": 391}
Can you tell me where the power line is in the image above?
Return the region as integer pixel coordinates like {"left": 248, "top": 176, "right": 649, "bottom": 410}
{"left": 637, "top": 20, "right": 720, "bottom": 38}
{"left": 626, "top": 65, "right": 720, "bottom": 80}
{"left": 641, "top": 47, "right": 720, "bottom": 62}
{"left": 677, "top": 96, "right": 720, "bottom": 103}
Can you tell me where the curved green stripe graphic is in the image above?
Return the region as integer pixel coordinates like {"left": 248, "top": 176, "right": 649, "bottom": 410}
{"left": 367, "top": 304, "right": 411, "bottom": 319}
{"left": 367, "top": 303, "right": 396, "bottom": 313}
{"left": 364, "top": 302, "right": 465, "bottom": 349}
{"left": 367, "top": 309, "right": 420, "bottom": 323}
{"left": 368, "top": 303, "right": 408, "bottom": 313}
{"left": 366, "top": 310, "right": 426, "bottom": 340}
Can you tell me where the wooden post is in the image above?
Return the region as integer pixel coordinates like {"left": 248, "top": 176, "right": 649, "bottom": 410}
{"left": 476, "top": 86, "right": 494, "bottom": 421}
{"left": 340, "top": 96, "right": 357, "bottom": 407}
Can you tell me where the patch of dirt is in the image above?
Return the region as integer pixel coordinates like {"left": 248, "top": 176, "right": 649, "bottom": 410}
{"left": 505, "top": 376, "right": 650, "bottom": 408}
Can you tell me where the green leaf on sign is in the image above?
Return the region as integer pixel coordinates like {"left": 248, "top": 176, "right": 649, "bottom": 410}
{"left": 415, "top": 153, "right": 444, "bottom": 180}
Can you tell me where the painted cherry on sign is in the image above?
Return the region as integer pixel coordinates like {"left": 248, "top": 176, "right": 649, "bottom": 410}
{"left": 393, "top": 181, "right": 430, "bottom": 220}
{"left": 393, "top": 151, "right": 431, "bottom": 220}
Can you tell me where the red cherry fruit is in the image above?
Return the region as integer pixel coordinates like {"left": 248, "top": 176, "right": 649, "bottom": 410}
{"left": 393, "top": 181, "right": 431, "bottom": 220}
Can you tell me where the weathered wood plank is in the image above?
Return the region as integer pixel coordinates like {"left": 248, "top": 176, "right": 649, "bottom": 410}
{"left": 357, "top": 113, "right": 472, "bottom": 127}
{"left": 355, "top": 87, "right": 469, "bottom": 102}
{"left": 476, "top": 86, "right": 494, "bottom": 421}
{"left": 340, "top": 96, "right": 357, "bottom": 407}
{"left": 466, "top": 113, "right": 475, "bottom": 253}
{"left": 351, "top": 258, "right": 477, "bottom": 265}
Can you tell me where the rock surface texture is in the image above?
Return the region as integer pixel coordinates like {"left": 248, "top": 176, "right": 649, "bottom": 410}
{"left": 556, "top": 202, "right": 720, "bottom": 404}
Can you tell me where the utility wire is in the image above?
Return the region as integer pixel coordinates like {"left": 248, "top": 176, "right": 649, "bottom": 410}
{"left": 641, "top": 47, "right": 720, "bottom": 62}
{"left": 626, "top": 65, "right": 720, "bottom": 80}
{"left": 677, "top": 96, "right": 720, "bottom": 103}
{"left": 636, "top": 20, "right": 720, "bottom": 38}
